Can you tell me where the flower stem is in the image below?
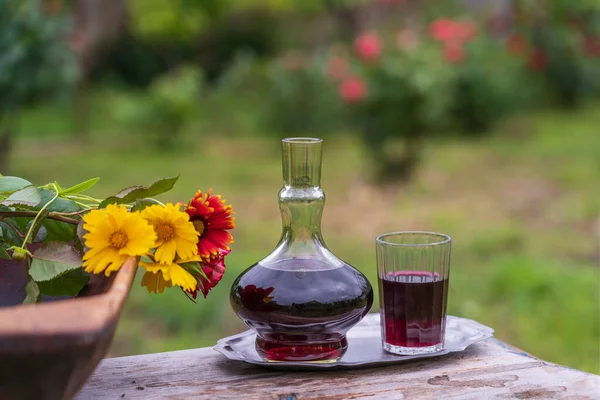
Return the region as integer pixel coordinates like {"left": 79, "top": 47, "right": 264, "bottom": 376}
{"left": 73, "top": 200, "right": 91, "bottom": 209}
{"left": 65, "top": 194, "right": 102, "bottom": 205}
{"left": 58, "top": 210, "right": 88, "bottom": 216}
{"left": 0, "top": 211, "right": 79, "bottom": 225}
{"left": 20, "top": 183, "right": 60, "bottom": 248}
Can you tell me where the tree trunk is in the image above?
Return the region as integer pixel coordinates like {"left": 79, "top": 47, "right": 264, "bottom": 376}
{"left": 377, "top": 132, "right": 424, "bottom": 185}
{"left": 69, "top": 0, "right": 128, "bottom": 140}
{"left": 0, "top": 128, "right": 13, "bottom": 174}
{"left": 73, "top": 79, "right": 91, "bottom": 142}
{"left": 325, "top": 0, "right": 362, "bottom": 41}
{"left": 0, "top": 110, "right": 16, "bottom": 174}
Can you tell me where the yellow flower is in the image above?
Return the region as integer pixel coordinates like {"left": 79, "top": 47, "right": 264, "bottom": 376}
{"left": 139, "top": 255, "right": 201, "bottom": 293}
{"left": 140, "top": 270, "right": 172, "bottom": 294}
{"left": 141, "top": 203, "right": 199, "bottom": 264}
{"left": 83, "top": 204, "right": 156, "bottom": 276}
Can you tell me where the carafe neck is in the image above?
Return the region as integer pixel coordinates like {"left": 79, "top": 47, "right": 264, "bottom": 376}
{"left": 279, "top": 138, "right": 325, "bottom": 250}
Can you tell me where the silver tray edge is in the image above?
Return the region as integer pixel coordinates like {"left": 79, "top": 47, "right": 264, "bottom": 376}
{"left": 213, "top": 315, "right": 494, "bottom": 370}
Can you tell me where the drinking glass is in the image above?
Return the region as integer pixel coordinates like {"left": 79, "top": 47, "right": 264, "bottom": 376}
{"left": 376, "top": 232, "right": 452, "bottom": 355}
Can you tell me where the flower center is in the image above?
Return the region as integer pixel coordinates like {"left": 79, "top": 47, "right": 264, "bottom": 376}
{"left": 192, "top": 219, "right": 205, "bottom": 237}
{"left": 109, "top": 231, "right": 128, "bottom": 249}
{"left": 155, "top": 223, "right": 176, "bottom": 242}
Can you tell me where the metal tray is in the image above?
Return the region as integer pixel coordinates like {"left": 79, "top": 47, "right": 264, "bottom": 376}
{"left": 214, "top": 313, "right": 494, "bottom": 370}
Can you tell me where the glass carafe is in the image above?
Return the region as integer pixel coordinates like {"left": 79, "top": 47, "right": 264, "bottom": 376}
{"left": 230, "top": 138, "right": 374, "bottom": 362}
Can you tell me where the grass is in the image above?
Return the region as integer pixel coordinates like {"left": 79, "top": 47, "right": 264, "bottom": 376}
{"left": 8, "top": 93, "right": 600, "bottom": 374}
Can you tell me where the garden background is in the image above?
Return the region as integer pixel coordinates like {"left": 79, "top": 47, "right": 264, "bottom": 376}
{"left": 2, "top": 0, "right": 599, "bottom": 374}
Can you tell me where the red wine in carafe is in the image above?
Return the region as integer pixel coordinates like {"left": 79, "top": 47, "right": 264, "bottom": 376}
{"left": 231, "top": 258, "right": 373, "bottom": 362}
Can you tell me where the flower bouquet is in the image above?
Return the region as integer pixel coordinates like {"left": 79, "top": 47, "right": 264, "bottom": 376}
{"left": 0, "top": 174, "right": 235, "bottom": 304}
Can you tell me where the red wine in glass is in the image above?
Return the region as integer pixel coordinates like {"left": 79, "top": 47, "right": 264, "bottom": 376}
{"left": 379, "top": 271, "right": 449, "bottom": 349}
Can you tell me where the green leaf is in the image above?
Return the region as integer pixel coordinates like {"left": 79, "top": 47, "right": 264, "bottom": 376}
{"left": 26, "top": 211, "right": 48, "bottom": 243}
{"left": 29, "top": 241, "right": 83, "bottom": 282}
{"left": 35, "top": 188, "right": 82, "bottom": 213}
{"left": 23, "top": 280, "right": 40, "bottom": 304}
{"left": 0, "top": 221, "right": 24, "bottom": 247}
{"left": 43, "top": 219, "right": 77, "bottom": 243}
{"left": 38, "top": 268, "right": 90, "bottom": 297}
{"left": 180, "top": 261, "right": 207, "bottom": 280}
{"left": 131, "top": 197, "right": 162, "bottom": 212}
{"left": 1, "top": 185, "right": 41, "bottom": 207}
{"left": 35, "top": 188, "right": 81, "bottom": 242}
{"left": 0, "top": 245, "right": 10, "bottom": 260}
{"left": 0, "top": 176, "right": 31, "bottom": 194}
{"left": 98, "top": 176, "right": 179, "bottom": 208}
{"left": 61, "top": 177, "right": 100, "bottom": 195}
{"left": 32, "top": 225, "right": 47, "bottom": 243}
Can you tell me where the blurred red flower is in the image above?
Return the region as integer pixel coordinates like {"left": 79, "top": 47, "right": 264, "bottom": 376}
{"left": 339, "top": 77, "right": 367, "bottom": 103}
{"left": 430, "top": 19, "right": 456, "bottom": 42}
{"left": 430, "top": 19, "right": 477, "bottom": 43}
{"left": 354, "top": 32, "right": 383, "bottom": 62}
{"left": 443, "top": 41, "right": 466, "bottom": 64}
{"left": 326, "top": 56, "right": 350, "bottom": 80}
{"left": 583, "top": 35, "right": 600, "bottom": 57}
{"left": 528, "top": 49, "right": 548, "bottom": 71}
{"left": 507, "top": 34, "right": 528, "bottom": 55}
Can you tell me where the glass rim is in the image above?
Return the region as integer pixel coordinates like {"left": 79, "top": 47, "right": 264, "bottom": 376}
{"left": 376, "top": 231, "right": 452, "bottom": 247}
{"left": 282, "top": 137, "right": 323, "bottom": 144}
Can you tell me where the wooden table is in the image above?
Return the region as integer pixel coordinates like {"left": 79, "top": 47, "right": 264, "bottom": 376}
{"left": 77, "top": 338, "right": 600, "bottom": 399}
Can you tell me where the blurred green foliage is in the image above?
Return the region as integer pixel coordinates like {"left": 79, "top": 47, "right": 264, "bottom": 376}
{"left": 0, "top": 0, "right": 77, "bottom": 172}
{"left": 0, "top": 0, "right": 77, "bottom": 110}
{"left": 348, "top": 42, "right": 454, "bottom": 182}
{"left": 111, "top": 65, "right": 203, "bottom": 149}
{"left": 128, "top": 0, "right": 209, "bottom": 43}
{"left": 262, "top": 52, "right": 345, "bottom": 137}
{"left": 530, "top": 28, "right": 600, "bottom": 107}
{"left": 487, "top": 256, "right": 599, "bottom": 370}
{"left": 199, "top": 53, "right": 268, "bottom": 136}
{"left": 449, "top": 36, "right": 526, "bottom": 134}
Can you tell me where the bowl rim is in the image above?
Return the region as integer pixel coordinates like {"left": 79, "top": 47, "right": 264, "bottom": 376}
{"left": 0, "top": 257, "right": 137, "bottom": 349}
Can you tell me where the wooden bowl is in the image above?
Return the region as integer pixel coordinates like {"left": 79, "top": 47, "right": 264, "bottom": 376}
{"left": 0, "top": 257, "right": 137, "bottom": 400}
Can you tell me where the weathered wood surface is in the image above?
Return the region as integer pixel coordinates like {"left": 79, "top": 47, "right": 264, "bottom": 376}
{"left": 77, "top": 338, "right": 600, "bottom": 400}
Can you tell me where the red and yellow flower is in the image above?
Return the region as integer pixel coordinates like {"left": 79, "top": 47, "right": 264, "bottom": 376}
{"left": 185, "top": 189, "right": 235, "bottom": 260}
{"left": 187, "top": 249, "right": 230, "bottom": 299}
